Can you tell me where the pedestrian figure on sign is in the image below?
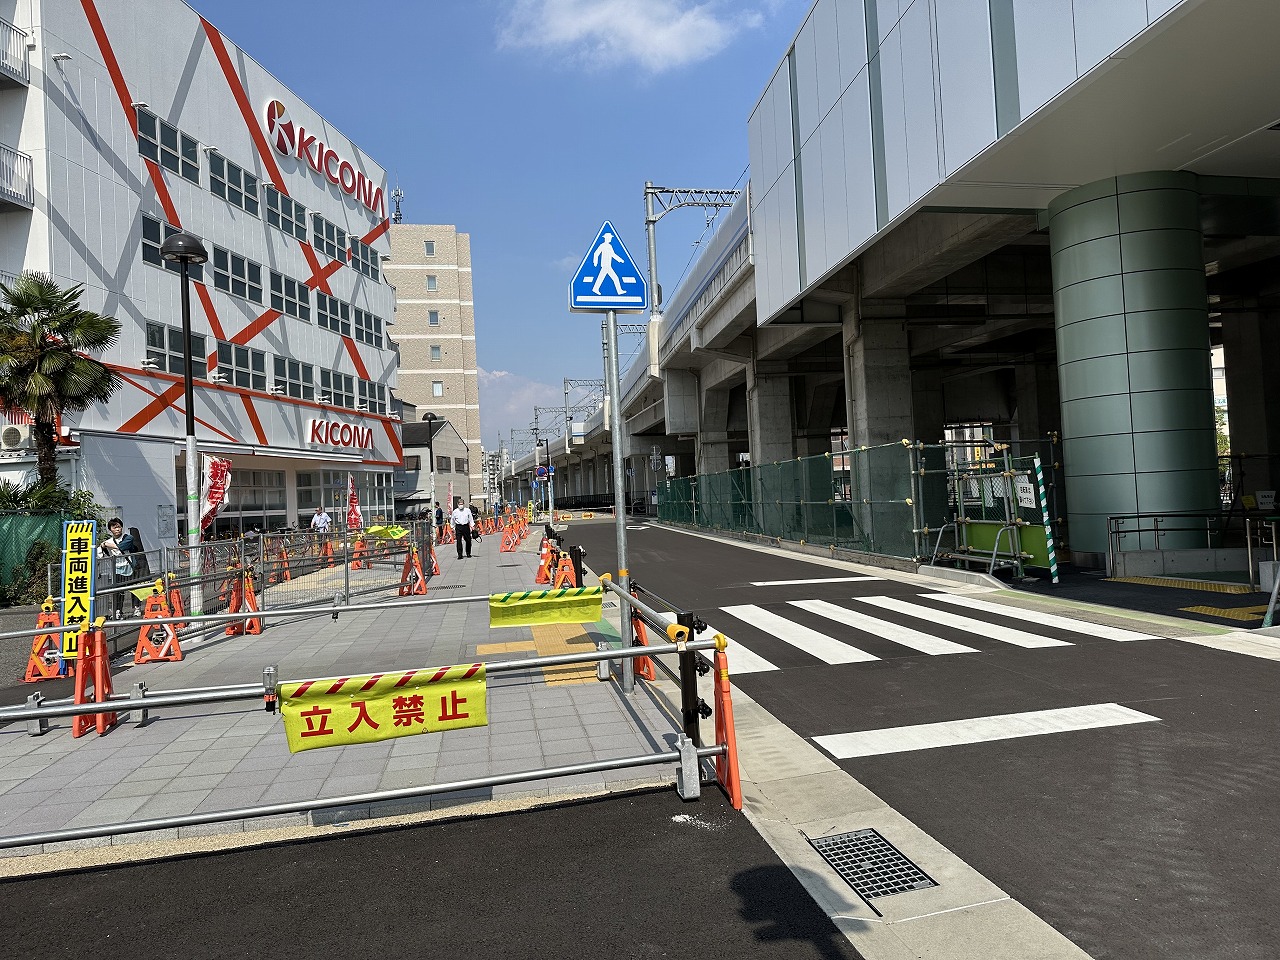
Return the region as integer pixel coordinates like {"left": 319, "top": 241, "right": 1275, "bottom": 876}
{"left": 591, "top": 232, "right": 624, "bottom": 296}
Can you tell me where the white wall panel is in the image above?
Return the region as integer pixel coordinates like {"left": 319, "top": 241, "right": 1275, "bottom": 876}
{"left": 873, "top": 0, "right": 901, "bottom": 44}
{"left": 794, "top": 14, "right": 820, "bottom": 146}
{"left": 1073, "top": 0, "right": 1148, "bottom": 73}
{"left": 899, "top": 1, "right": 940, "bottom": 204}
{"left": 840, "top": 69, "right": 878, "bottom": 252}
{"left": 819, "top": 111, "right": 851, "bottom": 272}
{"left": 800, "top": 137, "right": 825, "bottom": 281}
{"left": 877, "top": 27, "right": 911, "bottom": 221}
{"left": 935, "top": 0, "right": 997, "bottom": 174}
{"left": 835, "top": 0, "right": 869, "bottom": 92}
{"left": 813, "top": 0, "right": 843, "bottom": 127}
{"left": 776, "top": 164, "right": 801, "bottom": 312}
{"left": 1011, "top": 0, "right": 1076, "bottom": 119}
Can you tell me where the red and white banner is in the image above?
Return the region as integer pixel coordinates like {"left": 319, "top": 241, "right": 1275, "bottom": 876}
{"left": 347, "top": 472, "right": 362, "bottom": 530}
{"left": 200, "top": 456, "right": 233, "bottom": 532}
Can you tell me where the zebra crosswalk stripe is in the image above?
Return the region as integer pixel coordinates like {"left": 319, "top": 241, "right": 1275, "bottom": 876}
{"left": 789, "top": 599, "right": 978, "bottom": 656}
{"left": 653, "top": 611, "right": 779, "bottom": 674}
{"left": 721, "top": 604, "right": 880, "bottom": 664}
{"left": 921, "top": 593, "right": 1159, "bottom": 641}
{"left": 856, "top": 596, "right": 1072, "bottom": 649}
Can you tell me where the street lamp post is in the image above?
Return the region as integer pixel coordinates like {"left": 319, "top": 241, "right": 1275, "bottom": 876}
{"left": 160, "top": 231, "right": 209, "bottom": 614}
{"left": 423, "top": 412, "right": 437, "bottom": 542}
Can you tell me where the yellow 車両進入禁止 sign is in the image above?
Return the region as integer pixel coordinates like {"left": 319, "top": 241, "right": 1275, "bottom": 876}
{"left": 60, "top": 520, "right": 97, "bottom": 659}
{"left": 278, "top": 663, "right": 487, "bottom": 753}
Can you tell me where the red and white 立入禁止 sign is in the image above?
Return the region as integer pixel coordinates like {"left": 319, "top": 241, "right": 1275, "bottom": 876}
{"left": 307, "top": 419, "right": 373, "bottom": 451}
{"left": 265, "top": 100, "right": 385, "bottom": 218}
{"left": 200, "top": 456, "right": 233, "bottom": 532}
{"left": 347, "top": 472, "right": 362, "bottom": 530}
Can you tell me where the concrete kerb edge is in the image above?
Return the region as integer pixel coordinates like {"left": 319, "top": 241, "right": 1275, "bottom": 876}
{"left": 0, "top": 775, "right": 677, "bottom": 879}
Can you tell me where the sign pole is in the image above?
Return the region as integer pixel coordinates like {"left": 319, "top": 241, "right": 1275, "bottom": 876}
{"left": 604, "top": 309, "right": 634, "bottom": 693}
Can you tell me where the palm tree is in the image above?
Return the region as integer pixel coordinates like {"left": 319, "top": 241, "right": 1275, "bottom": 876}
{"left": 0, "top": 272, "right": 122, "bottom": 487}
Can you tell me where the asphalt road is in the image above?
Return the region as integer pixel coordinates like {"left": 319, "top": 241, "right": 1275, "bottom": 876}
{"left": 0, "top": 788, "right": 864, "bottom": 960}
{"left": 566, "top": 519, "right": 1280, "bottom": 960}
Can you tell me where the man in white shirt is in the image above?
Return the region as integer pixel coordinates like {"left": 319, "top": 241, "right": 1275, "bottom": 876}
{"left": 451, "top": 498, "right": 474, "bottom": 559}
{"left": 310, "top": 506, "right": 332, "bottom": 534}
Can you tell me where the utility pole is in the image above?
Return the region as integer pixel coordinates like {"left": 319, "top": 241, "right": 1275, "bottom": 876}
{"left": 643, "top": 182, "right": 741, "bottom": 321}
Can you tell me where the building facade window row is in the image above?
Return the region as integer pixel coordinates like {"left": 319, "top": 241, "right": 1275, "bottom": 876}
{"left": 211, "top": 244, "right": 264, "bottom": 304}
{"left": 270, "top": 271, "right": 311, "bottom": 321}
{"left": 216, "top": 341, "right": 267, "bottom": 391}
{"left": 136, "top": 107, "right": 199, "bottom": 183}
{"left": 353, "top": 306, "right": 383, "bottom": 347}
{"left": 146, "top": 321, "right": 206, "bottom": 379}
{"left": 312, "top": 213, "right": 347, "bottom": 262}
{"left": 350, "top": 237, "right": 380, "bottom": 281}
{"left": 141, "top": 215, "right": 204, "bottom": 282}
{"left": 209, "top": 152, "right": 260, "bottom": 217}
{"left": 265, "top": 185, "right": 308, "bottom": 241}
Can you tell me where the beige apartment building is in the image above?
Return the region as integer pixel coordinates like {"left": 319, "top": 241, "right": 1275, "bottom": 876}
{"left": 385, "top": 224, "right": 484, "bottom": 503}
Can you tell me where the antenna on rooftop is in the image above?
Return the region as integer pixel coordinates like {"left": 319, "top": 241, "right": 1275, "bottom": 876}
{"left": 390, "top": 184, "right": 404, "bottom": 224}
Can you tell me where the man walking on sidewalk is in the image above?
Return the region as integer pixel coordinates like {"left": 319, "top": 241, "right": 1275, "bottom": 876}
{"left": 451, "top": 498, "right": 474, "bottom": 559}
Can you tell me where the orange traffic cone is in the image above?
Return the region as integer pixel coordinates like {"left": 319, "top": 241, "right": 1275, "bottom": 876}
{"left": 428, "top": 544, "right": 441, "bottom": 577}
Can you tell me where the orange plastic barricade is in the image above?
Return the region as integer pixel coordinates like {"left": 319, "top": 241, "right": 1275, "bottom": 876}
{"left": 318, "top": 537, "right": 336, "bottom": 568}
{"left": 23, "top": 598, "right": 66, "bottom": 682}
{"left": 166, "top": 575, "right": 188, "bottom": 630}
{"left": 429, "top": 544, "right": 441, "bottom": 577}
{"left": 631, "top": 603, "right": 655, "bottom": 682}
{"left": 72, "top": 626, "right": 118, "bottom": 738}
{"left": 712, "top": 639, "right": 742, "bottom": 811}
{"left": 439, "top": 525, "right": 454, "bottom": 545}
{"left": 535, "top": 541, "right": 554, "bottom": 584}
{"left": 269, "top": 543, "right": 292, "bottom": 583}
{"left": 552, "top": 554, "right": 577, "bottom": 588}
{"left": 134, "top": 592, "right": 184, "bottom": 663}
{"left": 225, "top": 569, "right": 262, "bottom": 636}
{"left": 399, "top": 545, "right": 427, "bottom": 596}
{"left": 499, "top": 528, "right": 519, "bottom": 553}
{"left": 351, "top": 538, "right": 368, "bottom": 570}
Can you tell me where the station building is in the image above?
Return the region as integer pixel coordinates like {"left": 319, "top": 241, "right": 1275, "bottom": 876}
{"left": 0, "top": 0, "right": 398, "bottom": 544}
{"left": 526, "top": 0, "right": 1280, "bottom": 573}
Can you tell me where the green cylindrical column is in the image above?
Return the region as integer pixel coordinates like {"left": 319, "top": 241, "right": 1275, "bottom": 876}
{"left": 1049, "top": 172, "right": 1217, "bottom": 559}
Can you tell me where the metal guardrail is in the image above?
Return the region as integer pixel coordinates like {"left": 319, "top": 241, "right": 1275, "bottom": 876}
{"left": 0, "top": 141, "right": 33, "bottom": 208}
{"left": 0, "top": 634, "right": 728, "bottom": 850}
{"left": 1105, "top": 511, "right": 1225, "bottom": 576}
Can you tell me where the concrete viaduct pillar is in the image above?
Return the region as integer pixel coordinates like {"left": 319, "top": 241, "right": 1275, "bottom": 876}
{"left": 1048, "top": 172, "right": 1217, "bottom": 561}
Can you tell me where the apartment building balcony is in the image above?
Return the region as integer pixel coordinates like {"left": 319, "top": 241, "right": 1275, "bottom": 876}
{"left": 0, "top": 142, "right": 33, "bottom": 209}
{"left": 0, "top": 18, "right": 29, "bottom": 87}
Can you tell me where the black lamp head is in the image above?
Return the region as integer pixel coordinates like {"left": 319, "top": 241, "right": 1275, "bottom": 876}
{"left": 160, "top": 232, "right": 209, "bottom": 265}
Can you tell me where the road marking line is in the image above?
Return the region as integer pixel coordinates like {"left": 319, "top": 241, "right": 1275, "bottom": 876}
{"left": 790, "top": 599, "right": 978, "bottom": 655}
{"left": 654, "top": 612, "right": 778, "bottom": 674}
{"left": 748, "top": 576, "right": 883, "bottom": 587}
{"left": 923, "top": 593, "right": 1160, "bottom": 641}
{"left": 857, "top": 595, "right": 1072, "bottom": 649}
{"left": 814, "top": 703, "right": 1160, "bottom": 758}
{"left": 720, "top": 604, "right": 880, "bottom": 664}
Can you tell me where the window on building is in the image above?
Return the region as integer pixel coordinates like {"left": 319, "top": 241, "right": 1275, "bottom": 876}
{"left": 216, "top": 341, "right": 267, "bottom": 391}
{"left": 272, "top": 356, "right": 314, "bottom": 400}
{"left": 428, "top": 310, "right": 440, "bottom": 326}
{"left": 264, "top": 186, "right": 307, "bottom": 241}
{"left": 316, "top": 292, "right": 352, "bottom": 336}
{"left": 141, "top": 216, "right": 204, "bottom": 282}
{"left": 146, "top": 321, "right": 206, "bottom": 379}
{"left": 425, "top": 275, "right": 438, "bottom": 292}
{"left": 211, "top": 246, "right": 263, "bottom": 304}
{"left": 270, "top": 271, "right": 311, "bottom": 321}
{"left": 312, "top": 214, "right": 347, "bottom": 262}
{"left": 456, "top": 458, "right": 468, "bottom": 475}
{"left": 436, "top": 455, "right": 451, "bottom": 473}
{"left": 430, "top": 345, "right": 442, "bottom": 362}
{"left": 432, "top": 381, "right": 444, "bottom": 398}
{"left": 349, "top": 237, "right": 379, "bottom": 280}
{"left": 358, "top": 380, "right": 387, "bottom": 415}
{"left": 404, "top": 455, "right": 421, "bottom": 471}
{"left": 136, "top": 108, "right": 198, "bottom": 183}
{"left": 423, "top": 240, "right": 435, "bottom": 257}
{"left": 319, "top": 368, "right": 355, "bottom": 409}
{"left": 353, "top": 307, "right": 382, "bottom": 347}
{"left": 208, "top": 154, "right": 259, "bottom": 216}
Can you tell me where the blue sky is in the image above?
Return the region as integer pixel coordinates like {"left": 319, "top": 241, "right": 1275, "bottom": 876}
{"left": 187, "top": 0, "right": 806, "bottom": 449}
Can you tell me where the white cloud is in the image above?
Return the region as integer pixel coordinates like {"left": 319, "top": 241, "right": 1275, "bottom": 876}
{"left": 478, "top": 368, "right": 566, "bottom": 443}
{"left": 497, "top": 0, "right": 764, "bottom": 74}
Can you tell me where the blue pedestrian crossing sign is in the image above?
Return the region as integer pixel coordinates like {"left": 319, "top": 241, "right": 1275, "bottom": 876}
{"left": 568, "top": 221, "right": 648, "bottom": 314}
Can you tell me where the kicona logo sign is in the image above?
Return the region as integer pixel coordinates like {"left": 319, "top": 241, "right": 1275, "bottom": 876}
{"left": 265, "top": 100, "right": 385, "bottom": 218}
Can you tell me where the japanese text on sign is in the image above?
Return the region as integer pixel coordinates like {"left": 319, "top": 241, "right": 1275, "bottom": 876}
{"left": 60, "top": 520, "right": 97, "bottom": 658}
{"left": 278, "top": 663, "right": 488, "bottom": 753}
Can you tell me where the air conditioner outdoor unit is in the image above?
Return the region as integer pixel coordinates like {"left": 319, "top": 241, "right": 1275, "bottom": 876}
{"left": 1, "top": 423, "right": 32, "bottom": 451}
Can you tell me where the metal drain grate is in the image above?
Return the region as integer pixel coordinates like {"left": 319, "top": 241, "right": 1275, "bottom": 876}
{"left": 809, "top": 829, "right": 937, "bottom": 903}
